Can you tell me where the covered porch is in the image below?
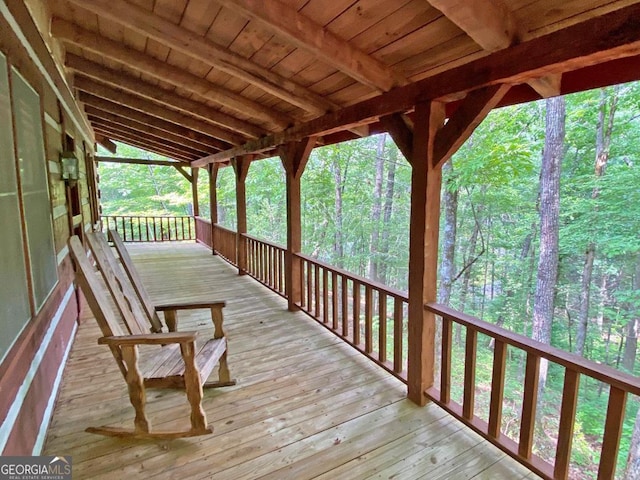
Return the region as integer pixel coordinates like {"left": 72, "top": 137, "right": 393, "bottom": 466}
{"left": 43, "top": 241, "right": 535, "bottom": 479}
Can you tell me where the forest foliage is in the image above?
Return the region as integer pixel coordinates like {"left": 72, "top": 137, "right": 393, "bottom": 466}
{"left": 99, "top": 83, "right": 640, "bottom": 478}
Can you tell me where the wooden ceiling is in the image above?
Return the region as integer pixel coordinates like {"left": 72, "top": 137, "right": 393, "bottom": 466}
{"left": 33, "top": 0, "right": 640, "bottom": 163}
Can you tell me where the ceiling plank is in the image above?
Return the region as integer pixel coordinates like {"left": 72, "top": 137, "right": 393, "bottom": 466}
{"left": 91, "top": 119, "right": 212, "bottom": 158}
{"left": 96, "top": 156, "right": 189, "bottom": 167}
{"left": 51, "top": 18, "right": 291, "bottom": 129}
{"left": 93, "top": 126, "right": 197, "bottom": 162}
{"left": 74, "top": 78, "right": 235, "bottom": 148}
{"left": 61, "top": 0, "right": 336, "bottom": 115}
{"left": 216, "top": 0, "right": 407, "bottom": 92}
{"left": 85, "top": 107, "right": 219, "bottom": 155}
{"left": 79, "top": 95, "right": 226, "bottom": 152}
{"left": 67, "top": 54, "right": 262, "bottom": 139}
{"left": 433, "top": 84, "right": 511, "bottom": 167}
{"left": 191, "top": 3, "right": 640, "bottom": 166}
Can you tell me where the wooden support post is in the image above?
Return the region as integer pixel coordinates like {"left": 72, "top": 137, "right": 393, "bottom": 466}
{"left": 406, "top": 100, "right": 445, "bottom": 406}
{"left": 280, "top": 137, "right": 316, "bottom": 311}
{"left": 233, "top": 156, "right": 251, "bottom": 275}
{"left": 191, "top": 167, "right": 199, "bottom": 217}
{"left": 208, "top": 163, "right": 219, "bottom": 255}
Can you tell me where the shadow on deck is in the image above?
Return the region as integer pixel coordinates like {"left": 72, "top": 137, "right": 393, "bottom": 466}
{"left": 44, "top": 242, "right": 538, "bottom": 479}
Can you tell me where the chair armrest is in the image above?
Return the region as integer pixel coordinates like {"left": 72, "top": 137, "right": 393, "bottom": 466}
{"left": 155, "top": 301, "right": 226, "bottom": 311}
{"left": 98, "top": 331, "right": 198, "bottom": 346}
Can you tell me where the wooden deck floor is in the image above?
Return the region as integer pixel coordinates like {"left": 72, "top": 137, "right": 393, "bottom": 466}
{"left": 44, "top": 242, "right": 539, "bottom": 479}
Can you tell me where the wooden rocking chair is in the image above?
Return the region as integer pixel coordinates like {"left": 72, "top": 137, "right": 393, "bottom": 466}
{"left": 69, "top": 235, "right": 233, "bottom": 438}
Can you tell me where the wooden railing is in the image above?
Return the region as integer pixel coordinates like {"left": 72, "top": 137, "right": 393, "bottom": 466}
{"left": 102, "top": 215, "right": 194, "bottom": 242}
{"left": 194, "top": 216, "right": 212, "bottom": 248}
{"left": 296, "top": 253, "right": 408, "bottom": 382}
{"left": 213, "top": 224, "right": 238, "bottom": 264}
{"left": 426, "top": 303, "right": 640, "bottom": 480}
{"left": 243, "top": 233, "right": 286, "bottom": 297}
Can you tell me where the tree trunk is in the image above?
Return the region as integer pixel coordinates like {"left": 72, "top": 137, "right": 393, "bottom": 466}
{"left": 532, "top": 96, "right": 566, "bottom": 396}
{"left": 369, "top": 134, "right": 386, "bottom": 281}
{"left": 623, "top": 258, "right": 640, "bottom": 372}
{"left": 575, "top": 86, "right": 619, "bottom": 356}
{"left": 457, "top": 219, "right": 479, "bottom": 344}
{"left": 378, "top": 148, "right": 397, "bottom": 285}
{"left": 626, "top": 407, "right": 640, "bottom": 480}
{"left": 438, "top": 160, "right": 458, "bottom": 305}
{"left": 331, "top": 158, "right": 344, "bottom": 268}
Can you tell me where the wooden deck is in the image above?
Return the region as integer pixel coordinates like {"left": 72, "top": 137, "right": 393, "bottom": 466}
{"left": 44, "top": 242, "right": 539, "bottom": 479}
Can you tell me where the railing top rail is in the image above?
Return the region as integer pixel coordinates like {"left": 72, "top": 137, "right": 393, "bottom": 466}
{"left": 102, "top": 214, "right": 193, "bottom": 219}
{"left": 194, "top": 216, "right": 212, "bottom": 225}
{"left": 241, "top": 232, "right": 286, "bottom": 251}
{"left": 296, "top": 252, "right": 408, "bottom": 302}
{"left": 212, "top": 223, "right": 238, "bottom": 235}
{"left": 427, "top": 302, "right": 640, "bottom": 396}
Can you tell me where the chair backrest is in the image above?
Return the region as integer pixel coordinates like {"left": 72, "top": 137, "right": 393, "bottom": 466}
{"left": 86, "top": 232, "right": 149, "bottom": 335}
{"left": 68, "top": 236, "right": 128, "bottom": 377}
{"left": 108, "top": 230, "right": 163, "bottom": 333}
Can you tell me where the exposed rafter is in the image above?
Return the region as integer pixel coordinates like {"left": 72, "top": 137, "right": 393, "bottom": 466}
{"left": 85, "top": 107, "right": 219, "bottom": 155}
{"left": 61, "top": 0, "right": 337, "bottom": 115}
{"left": 96, "top": 156, "right": 189, "bottom": 168}
{"left": 74, "top": 78, "right": 237, "bottom": 147}
{"left": 66, "top": 55, "right": 262, "bottom": 139}
{"left": 80, "top": 97, "right": 225, "bottom": 152}
{"left": 428, "top": 0, "right": 561, "bottom": 98}
{"left": 191, "top": 3, "right": 640, "bottom": 166}
{"left": 95, "top": 135, "right": 117, "bottom": 154}
{"left": 91, "top": 119, "right": 211, "bottom": 158}
{"left": 216, "top": 0, "right": 407, "bottom": 92}
{"left": 50, "top": 18, "right": 291, "bottom": 129}
{"left": 93, "top": 127, "right": 196, "bottom": 162}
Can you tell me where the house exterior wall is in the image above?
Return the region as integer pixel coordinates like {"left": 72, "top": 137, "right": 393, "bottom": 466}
{"left": 0, "top": 0, "right": 95, "bottom": 455}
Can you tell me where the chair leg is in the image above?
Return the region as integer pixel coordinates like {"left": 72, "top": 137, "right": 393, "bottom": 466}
{"left": 180, "top": 342, "right": 210, "bottom": 433}
{"left": 203, "top": 350, "right": 237, "bottom": 388}
{"left": 121, "top": 345, "right": 150, "bottom": 434}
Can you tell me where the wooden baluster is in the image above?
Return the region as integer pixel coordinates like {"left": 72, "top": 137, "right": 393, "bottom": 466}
{"left": 353, "top": 281, "right": 361, "bottom": 345}
{"left": 519, "top": 353, "right": 540, "bottom": 459}
{"left": 378, "top": 292, "right": 387, "bottom": 363}
{"left": 332, "top": 271, "right": 338, "bottom": 329}
{"left": 365, "top": 285, "right": 373, "bottom": 354}
{"left": 463, "top": 327, "right": 477, "bottom": 420}
{"left": 322, "top": 268, "right": 329, "bottom": 324}
{"left": 129, "top": 217, "right": 133, "bottom": 241}
{"left": 488, "top": 339, "right": 507, "bottom": 438}
{"left": 554, "top": 368, "right": 580, "bottom": 479}
{"left": 342, "top": 276, "right": 349, "bottom": 337}
{"left": 314, "top": 263, "right": 320, "bottom": 317}
{"left": 393, "top": 298, "right": 403, "bottom": 373}
{"left": 598, "top": 386, "right": 627, "bottom": 479}
{"left": 121, "top": 345, "right": 150, "bottom": 434}
{"left": 307, "top": 260, "right": 313, "bottom": 313}
{"left": 137, "top": 217, "right": 141, "bottom": 241}
{"left": 440, "top": 315, "right": 452, "bottom": 404}
{"left": 180, "top": 217, "right": 185, "bottom": 240}
{"left": 269, "top": 246, "right": 274, "bottom": 287}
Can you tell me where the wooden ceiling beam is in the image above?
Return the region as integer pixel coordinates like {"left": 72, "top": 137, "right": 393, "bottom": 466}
{"left": 78, "top": 94, "right": 225, "bottom": 152}
{"left": 91, "top": 119, "right": 211, "bottom": 158}
{"left": 192, "top": 3, "right": 640, "bottom": 166}
{"left": 96, "top": 156, "right": 189, "bottom": 168}
{"left": 85, "top": 107, "right": 218, "bottom": 155}
{"left": 66, "top": 54, "right": 262, "bottom": 139}
{"left": 427, "top": 0, "right": 560, "bottom": 98}
{"left": 74, "top": 78, "right": 235, "bottom": 148}
{"left": 61, "top": 1, "right": 336, "bottom": 115}
{"left": 51, "top": 18, "right": 290, "bottom": 129}
{"left": 216, "top": 0, "right": 407, "bottom": 92}
{"left": 93, "top": 127, "right": 196, "bottom": 163}
{"left": 95, "top": 135, "right": 117, "bottom": 154}
{"left": 433, "top": 84, "right": 511, "bottom": 167}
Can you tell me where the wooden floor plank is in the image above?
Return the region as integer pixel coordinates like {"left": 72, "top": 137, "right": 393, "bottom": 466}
{"left": 43, "top": 242, "right": 540, "bottom": 479}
